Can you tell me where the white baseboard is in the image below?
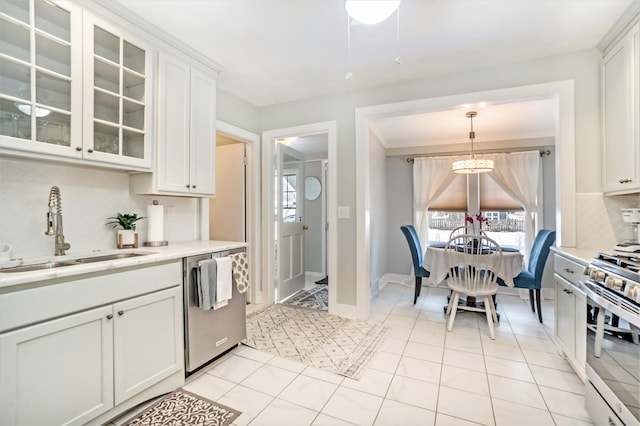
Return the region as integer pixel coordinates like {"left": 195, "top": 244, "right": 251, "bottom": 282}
{"left": 305, "top": 271, "right": 324, "bottom": 280}
{"left": 376, "top": 273, "right": 411, "bottom": 292}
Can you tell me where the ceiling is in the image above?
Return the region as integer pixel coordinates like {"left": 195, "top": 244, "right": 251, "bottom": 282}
{"left": 110, "top": 0, "right": 634, "bottom": 149}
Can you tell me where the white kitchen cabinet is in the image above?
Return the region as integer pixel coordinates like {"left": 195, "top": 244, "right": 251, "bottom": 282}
{"left": 0, "top": 0, "right": 83, "bottom": 158}
{"left": 130, "top": 52, "right": 216, "bottom": 196}
{"left": 553, "top": 253, "right": 587, "bottom": 379}
{"left": 0, "top": 305, "right": 114, "bottom": 426}
{"left": 82, "top": 12, "right": 153, "bottom": 170}
{"left": 113, "top": 287, "right": 183, "bottom": 405}
{"left": 0, "top": 2, "right": 153, "bottom": 171}
{"left": 0, "top": 262, "right": 183, "bottom": 426}
{"left": 602, "top": 22, "right": 640, "bottom": 195}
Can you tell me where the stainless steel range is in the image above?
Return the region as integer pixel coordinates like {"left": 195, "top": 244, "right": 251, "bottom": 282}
{"left": 582, "top": 253, "right": 640, "bottom": 426}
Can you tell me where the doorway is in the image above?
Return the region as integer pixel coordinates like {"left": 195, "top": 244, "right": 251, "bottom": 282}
{"left": 210, "top": 133, "right": 245, "bottom": 242}
{"left": 208, "top": 120, "right": 261, "bottom": 305}
{"left": 262, "top": 121, "right": 338, "bottom": 313}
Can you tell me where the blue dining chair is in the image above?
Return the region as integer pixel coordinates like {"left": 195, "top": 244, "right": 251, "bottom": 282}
{"left": 498, "top": 229, "right": 556, "bottom": 323}
{"left": 400, "top": 225, "right": 431, "bottom": 304}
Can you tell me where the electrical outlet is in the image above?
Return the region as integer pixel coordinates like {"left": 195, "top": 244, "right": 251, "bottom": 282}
{"left": 338, "top": 206, "right": 350, "bottom": 219}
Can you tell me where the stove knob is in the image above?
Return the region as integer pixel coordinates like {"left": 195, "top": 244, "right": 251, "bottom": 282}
{"left": 605, "top": 276, "right": 624, "bottom": 290}
{"left": 590, "top": 270, "right": 605, "bottom": 282}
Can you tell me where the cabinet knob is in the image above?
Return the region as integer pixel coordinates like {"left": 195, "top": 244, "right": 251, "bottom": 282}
{"left": 106, "top": 314, "right": 113, "bottom": 320}
{"left": 87, "top": 148, "right": 94, "bottom": 153}
{"left": 564, "top": 268, "right": 574, "bottom": 274}
{"left": 619, "top": 178, "right": 632, "bottom": 184}
{"left": 75, "top": 146, "right": 82, "bottom": 151}
{"left": 186, "top": 184, "right": 190, "bottom": 188}
{"left": 192, "top": 185, "right": 196, "bottom": 189}
{"left": 118, "top": 310, "right": 124, "bottom": 316}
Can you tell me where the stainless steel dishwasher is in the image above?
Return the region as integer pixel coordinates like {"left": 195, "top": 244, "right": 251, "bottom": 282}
{"left": 183, "top": 248, "right": 246, "bottom": 374}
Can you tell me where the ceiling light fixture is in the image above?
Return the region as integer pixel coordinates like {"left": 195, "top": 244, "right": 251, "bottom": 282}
{"left": 15, "top": 103, "right": 51, "bottom": 118}
{"left": 344, "top": 0, "right": 402, "bottom": 79}
{"left": 345, "top": 0, "right": 401, "bottom": 25}
{"left": 452, "top": 111, "right": 494, "bottom": 174}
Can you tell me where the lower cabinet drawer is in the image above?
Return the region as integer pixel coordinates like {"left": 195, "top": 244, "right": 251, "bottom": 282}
{"left": 554, "top": 254, "right": 585, "bottom": 285}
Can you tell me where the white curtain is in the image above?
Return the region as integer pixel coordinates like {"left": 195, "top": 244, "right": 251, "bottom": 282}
{"left": 413, "top": 156, "right": 458, "bottom": 246}
{"left": 481, "top": 151, "right": 540, "bottom": 254}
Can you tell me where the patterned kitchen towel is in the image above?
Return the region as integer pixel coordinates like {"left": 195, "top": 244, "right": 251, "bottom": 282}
{"left": 230, "top": 252, "right": 249, "bottom": 293}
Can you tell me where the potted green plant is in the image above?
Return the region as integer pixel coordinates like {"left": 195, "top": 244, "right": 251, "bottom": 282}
{"left": 107, "top": 213, "right": 145, "bottom": 248}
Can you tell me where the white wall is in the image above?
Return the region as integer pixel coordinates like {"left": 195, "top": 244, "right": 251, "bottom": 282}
{"left": 0, "top": 157, "right": 200, "bottom": 259}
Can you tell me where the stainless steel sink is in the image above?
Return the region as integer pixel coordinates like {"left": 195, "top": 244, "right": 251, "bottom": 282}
{"left": 74, "top": 253, "right": 152, "bottom": 263}
{"left": 0, "top": 252, "right": 154, "bottom": 273}
{"left": 0, "top": 261, "right": 80, "bottom": 273}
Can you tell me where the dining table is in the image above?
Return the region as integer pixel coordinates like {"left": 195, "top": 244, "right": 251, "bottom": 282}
{"left": 423, "top": 242, "right": 525, "bottom": 316}
{"left": 423, "top": 242, "right": 524, "bottom": 287}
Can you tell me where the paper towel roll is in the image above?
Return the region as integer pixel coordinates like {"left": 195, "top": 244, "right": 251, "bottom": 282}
{"left": 147, "top": 204, "right": 165, "bottom": 242}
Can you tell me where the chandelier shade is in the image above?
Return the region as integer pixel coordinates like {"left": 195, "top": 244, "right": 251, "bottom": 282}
{"left": 452, "top": 111, "right": 494, "bottom": 174}
{"left": 345, "top": 0, "right": 401, "bottom": 25}
{"left": 451, "top": 158, "right": 495, "bottom": 174}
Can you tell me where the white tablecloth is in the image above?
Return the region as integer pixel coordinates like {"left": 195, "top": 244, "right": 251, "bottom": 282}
{"left": 424, "top": 245, "right": 524, "bottom": 287}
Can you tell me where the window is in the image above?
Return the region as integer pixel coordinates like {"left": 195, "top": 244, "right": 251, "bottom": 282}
{"left": 427, "top": 173, "right": 527, "bottom": 249}
{"left": 282, "top": 173, "right": 297, "bottom": 222}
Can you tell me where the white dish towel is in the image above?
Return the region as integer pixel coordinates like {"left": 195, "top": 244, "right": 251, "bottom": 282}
{"left": 214, "top": 256, "right": 233, "bottom": 309}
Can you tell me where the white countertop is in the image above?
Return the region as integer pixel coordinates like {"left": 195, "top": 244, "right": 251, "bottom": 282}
{"left": 0, "top": 240, "right": 246, "bottom": 290}
{"left": 551, "top": 246, "right": 602, "bottom": 265}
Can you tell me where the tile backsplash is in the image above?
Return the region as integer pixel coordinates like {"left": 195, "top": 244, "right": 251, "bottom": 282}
{"left": 0, "top": 157, "right": 202, "bottom": 260}
{"left": 576, "top": 192, "right": 640, "bottom": 249}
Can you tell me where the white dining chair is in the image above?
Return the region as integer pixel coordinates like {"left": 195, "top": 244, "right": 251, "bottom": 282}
{"left": 444, "top": 234, "right": 503, "bottom": 339}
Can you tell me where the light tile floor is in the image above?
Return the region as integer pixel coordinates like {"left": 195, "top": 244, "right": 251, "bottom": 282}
{"left": 184, "top": 283, "right": 594, "bottom": 426}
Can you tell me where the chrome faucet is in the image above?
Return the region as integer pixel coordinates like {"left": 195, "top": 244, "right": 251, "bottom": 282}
{"left": 45, "top": 186, "right": 71, "bottom": 256}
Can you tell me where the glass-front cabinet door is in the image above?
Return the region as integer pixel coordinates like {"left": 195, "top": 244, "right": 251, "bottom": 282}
{"left": 0, "top": 0, "right": 82, "bottom": 156}
{"left": 83, "top": 14, "right": 152, "bottom": 169}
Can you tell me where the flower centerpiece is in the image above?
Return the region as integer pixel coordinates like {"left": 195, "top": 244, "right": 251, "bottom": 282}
{"left": 107, "top": 213, "right": 145, "bottom": 248}
{"left": 464, "top": 212, "right": 490, "bottom": 232}
{"left": 475, "top": 213, "right": 489, "bottom": 230}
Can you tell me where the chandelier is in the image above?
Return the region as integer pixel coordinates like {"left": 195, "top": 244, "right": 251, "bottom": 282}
{"left": 452, "top": 111, "right": 494, "bottom": 174}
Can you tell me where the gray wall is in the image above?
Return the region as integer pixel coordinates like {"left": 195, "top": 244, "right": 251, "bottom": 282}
{"left": 369, "top": 130, "right": 388, "bottom": 286}
{"left": 304, "top": 160, "right": 324, "bottom": 274}
{"left": 257, "top": 48, "right": 602, "bottom": 305}
{"left": 386, "top": 156, "right": 414, "bottom": 275}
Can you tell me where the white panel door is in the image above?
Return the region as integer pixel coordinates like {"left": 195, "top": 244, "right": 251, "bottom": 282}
{"left": 113, "top": 287, "right": 183, "bottom": 405}
{"left": 277, "top": 144, "right": 305, "bottom": 301}
{"left": 0, "top": 306, "right": 114, "bottom": 426}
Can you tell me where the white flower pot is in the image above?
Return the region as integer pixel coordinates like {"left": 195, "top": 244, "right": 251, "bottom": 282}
{"left": 117, "top": 230, "right": 138, "bottom": 248}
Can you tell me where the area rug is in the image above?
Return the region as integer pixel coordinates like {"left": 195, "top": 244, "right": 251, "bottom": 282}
{"left": 123, "top": 388, "right": 241, "bottom": 426}
{"left": 282, "top": 286, "right": 328, "bottom": 311}
{"left": 243, "top": 304, "right": 388, "bottom": 379}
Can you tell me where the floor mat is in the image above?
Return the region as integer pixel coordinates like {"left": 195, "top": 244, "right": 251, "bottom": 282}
{"left": 242, "top": 304, "right": 388, "bottom": 379}
{"left": 123, "top": 388, "right": 241, "bottom": 426}
{"left": 282, "top": 286, "right": 328, "bottom": 311}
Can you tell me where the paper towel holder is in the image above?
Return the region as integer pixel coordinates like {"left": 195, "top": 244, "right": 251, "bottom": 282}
{"left": 143, "top": 200, "right": 169, "bottom": 247}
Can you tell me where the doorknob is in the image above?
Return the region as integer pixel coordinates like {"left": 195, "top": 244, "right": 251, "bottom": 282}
{"left": 303, "top": 225, "right": 309, "bottom": 230}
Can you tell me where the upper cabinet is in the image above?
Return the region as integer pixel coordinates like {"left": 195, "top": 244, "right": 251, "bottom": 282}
{"left": 82, "top": 13, "right": 153, "bottom": 170}
{"left": 130, "top": 52, "right": 216, "bottom": 197}
{"left": 0, "top": 1, "right": 153, "bottom": 171}
{"left": 0, "top": 0, "right": 82, "bottom": 157}
{"left": 602, "top": 22, "right": 640, "bottom": 195}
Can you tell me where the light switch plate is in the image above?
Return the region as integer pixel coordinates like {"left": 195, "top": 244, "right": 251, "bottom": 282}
{"left": 338, "top": 206, "right": 350, "bottom": 219}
